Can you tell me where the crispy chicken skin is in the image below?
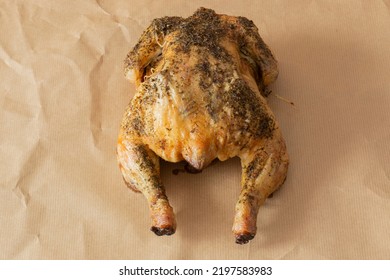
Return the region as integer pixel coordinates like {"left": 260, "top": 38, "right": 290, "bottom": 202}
{"left": 117, "top": 8, "right": 288, "bottom": 244}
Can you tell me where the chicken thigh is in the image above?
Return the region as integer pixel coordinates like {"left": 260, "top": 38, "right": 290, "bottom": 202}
{"left": 117, "top": 7, "right": 289, "bottom": 244}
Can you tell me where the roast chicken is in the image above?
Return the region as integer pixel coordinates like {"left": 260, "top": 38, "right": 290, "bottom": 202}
{"left": 117, "top": 8, "right": 289, "bottom": 244}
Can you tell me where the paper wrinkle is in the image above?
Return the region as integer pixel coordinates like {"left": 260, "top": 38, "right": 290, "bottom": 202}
{"left": 12, "top": 184, "right": 31, "bottom": 209}
{"left": 94, "top": 0, "right": 113, "bottom": 17}
{"left": 0, "top": 2, "right": 31, "bottom": 56}
{"left": 366, "top": 185, "right": 390, "bottom": 203}
{"left": 364, "top": 170, "right": 390, "bottom": 201}
{"left": 88, "top": 55, "right": 104, "bottom": 148}
{"left": 6, "top": 234, "right": 40, "bottom": 260}
{"left": 11, "top": 139, "right": 43, "bottom": 207}
{"left": 0, "top": 47, "right": 34, "bottom": 81}
{"left": 2, "top": 94, "right": 40, "bottom": 121}
{"left": 33, "top": 53, "right": 82, "bottom": 126}
{"left": 278, "top": 243, "right": 301, "bottom": 260}
{"left": 79, "top": 30, "right": 106, "bottom": 59}
{"left": 20, "top": 235, "right": 44, "bottom": 260}
{"left": 117, "top": 22, "right": 132, "bottom": 44}
{"left": 16, "top": 4, "right": 45, "bottom": 51}
{"left": 38, "top": 16, "right": 84, "bottom": 44}
{"left": 383, "top": 0, "right": 390, "bottom": 10}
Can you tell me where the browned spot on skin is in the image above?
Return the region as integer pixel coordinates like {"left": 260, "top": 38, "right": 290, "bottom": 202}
{"left": 235, "top": 232, "right": 255, "bottom": 244}
{"left": 131, "top": 117, "right": 145, "bottom": 135}
{"left": 159, "top": 139, "right": 167, "bottom": 150}
{"left": 151, "top": 226, "right": 175, "bottom": 236}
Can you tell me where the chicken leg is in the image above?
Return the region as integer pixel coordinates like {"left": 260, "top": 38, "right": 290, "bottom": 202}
{"left": 233, "top": 132, "right": 289, "bottom": 244}
{"left": 117, "top": 131, "right": 176, "bottom": 235}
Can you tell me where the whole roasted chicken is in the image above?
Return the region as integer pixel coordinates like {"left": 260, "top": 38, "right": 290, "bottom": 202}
{"left": 117, "top": 8, "right": 289, "bottom": 244}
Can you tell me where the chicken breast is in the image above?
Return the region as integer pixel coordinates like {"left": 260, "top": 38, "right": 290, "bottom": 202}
{"left": 117, "top": 7, "right": 289, "bottom": 244}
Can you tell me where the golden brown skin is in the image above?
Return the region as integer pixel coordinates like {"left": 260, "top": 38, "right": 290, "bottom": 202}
{"left": 117, "top": 8, "right": 288, "bottom": 244}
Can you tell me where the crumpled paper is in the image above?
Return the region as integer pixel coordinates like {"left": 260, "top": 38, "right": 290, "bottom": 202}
{"left": 1, "top": 0, "right": 389, "bottom": 259}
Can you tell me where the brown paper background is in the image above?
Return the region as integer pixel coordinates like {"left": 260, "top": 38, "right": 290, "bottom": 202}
{"left": 1, "top": 0, "right": 390, "bottom": 259}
